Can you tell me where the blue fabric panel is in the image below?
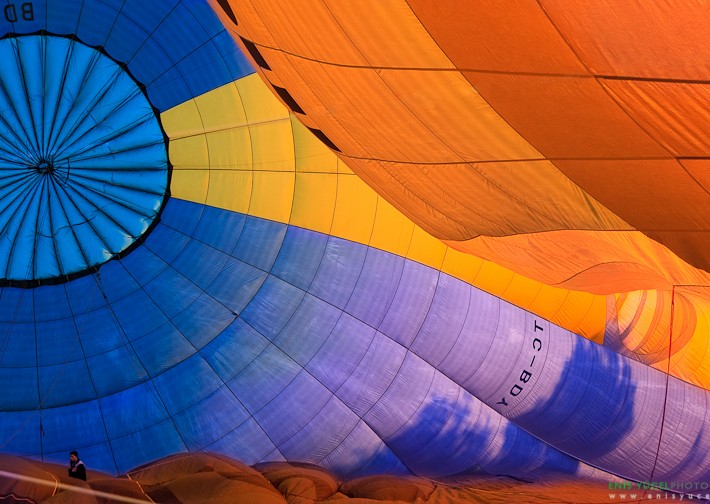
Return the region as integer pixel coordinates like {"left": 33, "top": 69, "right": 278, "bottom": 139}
{"left": 306, "top": 313, "right": 377, "bottom": 392}
{"left": 172, "top": 386, "right": 250, "bottom": 450}
{"left": 205, "top": 257, "right": 267, "bottom": 313}
{"left": 33, "top": 284, "right": 72, "bottom": 321}
{"left": 228, "top": 345, "right": 301, "bottom": 414}
{"left": 132, "top": 323, "right": 196, "bottom": 377}
{"left": 344, "top": 250, "right": 404, "bottom": 329}
{"left": 144, "top": 224, "right": 191, "bottom": 264}
{"left": 101, "top": 383, "right": 171, "bottom": 440}
{"left": 45, "top": 442, "right": 118, "bottom": 476}
{"left": 110, "top": 289, "right": 167, "bottom": 339}
{"left": 0, "top": 411, "right": 40, "bottom": 455}
{"left": 87, "top": 345, "right": 149, "bottom": 397}
{"left": 256, "top": 371, "right": 332, "bottom": 447}
{"left": 0, "top": 288, "right": 34, "bottom": 322}
{"left": 233, "top": 217, "right": 287, "bottom": 271}
{"left": 273, "top": 294, "right": 341, "bottom": 366}
{"left": 278, "top": 395, "right": 359, "bottom": 462}
{"left": 0, "top": 367, "right": 37, "bottom": 409}
{"left": 38, "top": 361, "right": 96, "bottom": 408}
{"left": 0, "top": 322, "right": 36, "bottom": 365}
{"left": 120, "top": 248, "right": 170, "bottom": 288}
{"left": 65, "top": 275, "right": 107, "bottom": 315}
{"left": 201, "top": 318, "right": 270, "bottom": 382}
{"left": 47, "top": 0, "right": 81, "bottom": 33}
{"left": 310, "top": 237, "right": 368, "bottom": 309}
{"left": 206, "top": 417, "right": 280, "bottom": 466}
{"left": 159, "top": 197, "right": 204, "bottom": 237}
{"left": 111, "top": 420, "right": 187, "bottom": 475}
{"left": 193, "top": 205, "right": 246, "bottom": 254}
{"left": 35, "top": 318, "right": 82, "bottom": 366}
{"left": 271, "top": 227, "right": 329, "bottom": 290}
{"left": 240, "top": 276, "right": 306, "bottom": 340}
{"left": 319, "top": 420, "right": 411, "bottom": 479}
{"left": 144, "top": 268, "right": 202, "bottom": 319}
{"left": 173, "top": 293, "right": 236, "bottom": 349}
{"left": 40, "top": 401, "right": 107, "bottom": 453}
{"left": 335, "top": 333, "right": 407, "bottom": 417}
{"left": 378, "top": 261, "right": 439, "bottom": 348}
{"left": 153, "top": 355, "right": 223, "bottom": 416}
{"left": 411, "top": 274, "right": 472, "bottom": 366}
{"left": 75, "top": 308, "right": 125, "bottom": 357}
{"left": 96, "top": 261, "right": 141, "bottom": 304}
{"left": 172, "top": 240, "right": 229, "bottom": 290}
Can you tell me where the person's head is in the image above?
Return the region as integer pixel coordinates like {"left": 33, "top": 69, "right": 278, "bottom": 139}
{"left": 69, "top": 451, "right": 79, "bottom": 462}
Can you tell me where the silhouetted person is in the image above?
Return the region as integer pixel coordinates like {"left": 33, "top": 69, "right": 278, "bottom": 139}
{"left": 68, "top": 450, "right": 86, "bottom": 480}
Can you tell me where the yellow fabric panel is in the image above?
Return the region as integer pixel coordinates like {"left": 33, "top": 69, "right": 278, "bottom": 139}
{"left": 170, "top": 169, "right": 209, "bottom": 204}
{"left": 169, "top": 136, "right": 209, "bottom": 169}
{"left": 369, "top": 197, "right": 416, "bottom": 259}
{"left": 290, "top": 173, "right": 337, "bottom": 234}
{"left": 330, "top": 174, "right": 377, "bottom": 245}
{"left": 236, "top": 73, "right": 291, "bottom": 124}
{"left": 206, "top": 171, "right": 252, "bottom": 214}
{"left": 249, "top": 120, "right": 295, "bottom": 172}
{"left": 192, "top": 80, "right": 248, "bottom": 130}
{"left": 440, "top": 248, "right": 485, "bottom": 286}
{"left": 405, "top": 226, "right": 448, "bottom": 271}
{"left": 161, "top": 98, "right": 203, "bottom": 138}
{"left": 291, "top": 116, "right": 339, "bottom": 174}
{"left": 205, "top": 128, "right": 253, "bottom": 170}
{"left": 249, "top": 171, "right": 295, "bottom": 222}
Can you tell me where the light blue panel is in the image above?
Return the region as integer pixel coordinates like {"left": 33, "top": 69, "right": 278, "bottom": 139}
{"left": 144, "top": 267, "right": 202, "bottom": 319}
{"left": 205, "top": 257, "right": 266, "bottom": 314}
{"left": 378, "top": 261, "right": 439, "bottom": 348}
{"left": 0, "top": 367, "right": 37, "bottom": 409}
{"left": 111, "top": 420, "right": 187, "bottom": 475}
{"left": 233, "top": 217, "right": 287, "bottom": 271}
{"left": 306, "top": 313, "right": 376, "bottom": 392}
{"left": 201, "top": 318, "right": 270, "bottom": 382}
{"left": 239, "top": 275, "right": 306, "bottom": 341}
{"left": 193, "top": 205, "right": 246, "bottom": 254}
{"left": 172, "top": 240, "right": 229, "bottom": 290}
{"left": 35, "top": 318, "right": 82, "bottom": 366}
{"left": 38, "top": 360, "right": 96, "bottom": 408}
{"left": 0, "top": 322, "right": 34, "bottom": 366}
{"left": 271, "top": 227, "right": 328, "bottom": 290}
{"left": 153, "top": 355, "right": 223, "bottom": 416}
{"left": 310, "top": 237, "right": 368, "bottom": 309}
{"left": 173, "top": 386, "right": 250, "bottom": 450}
{"left": 344, "top": 250, "right": 405, "bottom": 329}
{"left": 274, "top": 294, "right": 341, "bottom": 366}
{"left": 173, "top": 293, "right": 236, "bottom": 349}
{"left": 335, "top": 333, "right": 407, "bottom": 417}
{"left": 228, "top": 345, "right": 301, "bottom": 414}
{"left": 206, "top": 417, "right": 279, "bottom": 466}
{"left": 410, "top": 274, "right": 471, "bottom": 366}
{"left": 132, "top": 322, "right": 196, "bottom": 377}
{"left": 110, "top": 289, "right": 168, "bottom": 340}
{"left": 87, "top": 345, "right": 149, "bottom": 397}
{"left": 255, "top": 371, "right": 332, "bottom": 447}
{"left": 75, "top": 308, "right": 126, "bottom": 357}
{"left": 101, "top": 383, "right": 171, "bottom": 440}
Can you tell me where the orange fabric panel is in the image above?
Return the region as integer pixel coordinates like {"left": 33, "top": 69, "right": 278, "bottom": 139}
{"left": 462, "top": 71, "right": 668, "bottom": 159}
{"left": 407, "top": 0, "right": 587, "bottom": 74}
{"left": 601, "top": 80, "right": 710, "bottom": 157}
{"left": 540, "top": 0, "right": 710, "bottom": 80}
